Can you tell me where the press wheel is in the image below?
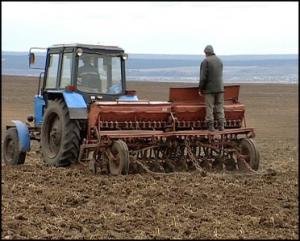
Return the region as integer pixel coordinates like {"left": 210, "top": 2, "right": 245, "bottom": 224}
{"left": 238, "top": 138, "right": 260, "bottom": 171}
{"left": 107, "top": 140, "right": 129, "bottom": 175}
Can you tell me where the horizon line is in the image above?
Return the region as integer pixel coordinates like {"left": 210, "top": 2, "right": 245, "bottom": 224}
{"left": 1, "top": 50, "right": 298, "bottom": 56}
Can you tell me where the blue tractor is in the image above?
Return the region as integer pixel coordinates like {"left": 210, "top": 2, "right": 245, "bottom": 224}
{"left": 2, "top": 43, "right": 136, "bottom": 170}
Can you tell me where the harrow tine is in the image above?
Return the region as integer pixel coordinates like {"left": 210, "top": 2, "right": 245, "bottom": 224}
{"left": 184, "top": 139, "right": 207, "bottom": 176}
{"left": 142, "top": 149, "right": 148, "bottom": 159}
{"left": 149, "top": 148, "right": 154, "bottom": 158}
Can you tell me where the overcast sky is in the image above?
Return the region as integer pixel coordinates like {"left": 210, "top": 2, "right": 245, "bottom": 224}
{"left": 1, "top": 1, "right": 298, "bottom": 55}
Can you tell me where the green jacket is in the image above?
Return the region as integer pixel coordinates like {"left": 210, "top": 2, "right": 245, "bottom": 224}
{"left": 199, "top": 54, "right": 224, "bottom": 93}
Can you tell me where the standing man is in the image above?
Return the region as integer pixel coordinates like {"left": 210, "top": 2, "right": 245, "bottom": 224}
{"left": 198, "top": 45, "right": 225, "bottom": 131}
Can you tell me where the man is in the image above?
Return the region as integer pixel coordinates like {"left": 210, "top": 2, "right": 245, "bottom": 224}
{"left": 198, "top": 45, "right": 225, "bottom": 131}
{"left": 78, "top": 54, "right": 101, "bottom": 89}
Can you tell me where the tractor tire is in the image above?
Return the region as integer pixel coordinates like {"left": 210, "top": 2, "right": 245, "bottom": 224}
{"left": 239, "top": 138, "right": 260, "bottom": 171}
{"left": 2, "top": 127, "right": 26, "bottom": 165}
{"left": 41, "top": 99, "right": 81, "bottom": 166}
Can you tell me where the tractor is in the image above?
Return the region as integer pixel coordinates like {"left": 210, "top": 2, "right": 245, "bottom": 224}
{"left": 2, "top": 43, "right": 260, "bottom": 175}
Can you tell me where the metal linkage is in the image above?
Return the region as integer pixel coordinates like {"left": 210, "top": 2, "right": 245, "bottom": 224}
{"left": 183, "top": 139, "right": 207, "bottom": 176}
{"left": 79, "top": 128, "right": 257, "bottom": 175}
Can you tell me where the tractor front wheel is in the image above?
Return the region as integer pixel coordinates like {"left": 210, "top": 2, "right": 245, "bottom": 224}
{"left": 41, "top": 99, "right": 80, "bottom": 166}
{"left": 3, "top": 128, "right": 26, "bottom": 165}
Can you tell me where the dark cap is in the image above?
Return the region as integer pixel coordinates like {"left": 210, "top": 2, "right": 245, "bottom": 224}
{"left": 204, "top": 45, "right": 214, "bottom": 54}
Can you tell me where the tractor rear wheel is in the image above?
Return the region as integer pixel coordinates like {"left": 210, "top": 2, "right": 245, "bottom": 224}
{"left": 107, "top": 140, "right": 129, "bottom": 175}
{"left": 238, "top": 138, "right": 260, "bottom": 171}
{"left": 3, "top": 128, "right": 26, "bottom": 165}
{"left": 41, "top": 99, "right": 80, "bottom": 166}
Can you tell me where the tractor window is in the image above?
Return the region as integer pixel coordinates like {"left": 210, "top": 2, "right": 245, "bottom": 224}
{"left": 105, "top": 57, "right": 122, "bottom": 94}
{"left": 77, "top": 53, "right": 122, "bottom": 94}
{"left": 45, "top": 54, "right": 59, "bottom": 88}
{"left": 60, "top": 53, "right": 72, "bottom": 88}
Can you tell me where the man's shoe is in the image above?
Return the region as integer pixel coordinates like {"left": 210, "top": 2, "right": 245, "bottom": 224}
{"left": 218, "top": 119, "right": 225, "bottom": 131}
{"left": 207, "top": 122, "right": 215, "bottom": 132}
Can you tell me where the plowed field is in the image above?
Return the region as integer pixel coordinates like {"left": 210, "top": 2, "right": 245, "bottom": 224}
{"left": 1, "top": 76, "right": 298, "bottom": 239}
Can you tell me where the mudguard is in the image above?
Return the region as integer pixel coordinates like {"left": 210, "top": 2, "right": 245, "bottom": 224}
{"left": 11, "top": 120, "right": 30, "bottom": 152}
{"left": 62, "top": 92, "right": 88, "bottom": 119}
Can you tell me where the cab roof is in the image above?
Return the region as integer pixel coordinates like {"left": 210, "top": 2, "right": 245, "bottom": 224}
{"left": 49, "top": 43, "right": 124, "bottom": 52}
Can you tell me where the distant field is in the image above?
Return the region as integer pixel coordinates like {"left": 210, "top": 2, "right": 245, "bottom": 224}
{"left": 2, "top": 52, "right": 298, "bottom": 83}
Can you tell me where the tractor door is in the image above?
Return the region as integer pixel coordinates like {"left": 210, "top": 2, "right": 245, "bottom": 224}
{"left": 29, "top": 47, "right": 47, "bottom": 126}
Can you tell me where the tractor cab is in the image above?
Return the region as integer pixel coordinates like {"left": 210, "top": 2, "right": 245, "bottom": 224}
{"left": 30, "top": 43, "right": 132, "bottom": 104}
{"left": 29, "top": 43, "right": 136, "bottom": 126}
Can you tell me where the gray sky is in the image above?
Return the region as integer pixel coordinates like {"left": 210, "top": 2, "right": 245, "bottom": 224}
{"left": 1, "top": 1, "right": 298, "bottom": 55}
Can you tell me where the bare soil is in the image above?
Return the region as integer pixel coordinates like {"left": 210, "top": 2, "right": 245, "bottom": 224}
{"left": 1, "top": 75, "right": 298, "bottom": 239}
